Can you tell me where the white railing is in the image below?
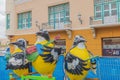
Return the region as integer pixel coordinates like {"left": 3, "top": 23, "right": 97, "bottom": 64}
{"left": 41, "top": 21, "right": 72, "bottom": 31}
{"left": 89, "top": 15, "right": 120, "bottom": 26}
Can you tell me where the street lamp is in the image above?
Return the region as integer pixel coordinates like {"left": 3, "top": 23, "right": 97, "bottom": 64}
{"left": 78, "top": 14, "right": 82, "bottom": 24}
{"left": 35, "top": 21, "right": 41, "bottom": 30}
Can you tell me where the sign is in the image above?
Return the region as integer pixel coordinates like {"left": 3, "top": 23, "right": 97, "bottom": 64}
{"left": 103, "top": 38, "right": 120, "bottom": 56}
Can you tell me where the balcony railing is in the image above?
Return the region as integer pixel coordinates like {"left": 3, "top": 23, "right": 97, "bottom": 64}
{"left": 41, "top": 20, "right": 72, "bottom": 31}
{"left": 89, "top": 15, "right": 120, "bottom": 26}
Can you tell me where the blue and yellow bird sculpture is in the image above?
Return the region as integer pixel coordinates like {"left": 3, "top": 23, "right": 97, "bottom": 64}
{"left": 10, "top": 30, "right": 64, "bottom": 77}
{"left": 29, "top": 30, "right": 64, "bottom": 76}
{"left": 65, "top": 35, "right": 96, "bottom": 80}
{"left": 6, "top": 39, "right": 30, "bottom": 77}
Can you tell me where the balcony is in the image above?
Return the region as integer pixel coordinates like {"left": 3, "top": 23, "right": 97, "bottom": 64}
{"left": 89, "top": 15, "right": 120, "bottom": 28}
{"left": 89, "top": 15, "right": 120, "bottom": 38}
{"left": 41, "top": 20, "right": 72, "bottom": 32}
{"left": 39, "top": 20, "right": 72, "bottom": 38}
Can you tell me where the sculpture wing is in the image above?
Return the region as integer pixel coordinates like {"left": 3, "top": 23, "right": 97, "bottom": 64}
{"left": 40, "top": 47, "right": 61, "bottom": 64}
{"left": 40, "top": 54, "right": 54, "bottom": 63}
{"left": 65, "top": 53, "right": 90, "bottom": 75}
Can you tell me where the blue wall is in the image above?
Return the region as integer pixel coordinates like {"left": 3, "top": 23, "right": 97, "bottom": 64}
{"left": 0, "top": 56, "right": 10, "bottom": 80}
{"left": 97, "top": 57, "right": 120, "bottom": 80}
{"left": 53, "top": 55, "right": 65, "bottom": 80}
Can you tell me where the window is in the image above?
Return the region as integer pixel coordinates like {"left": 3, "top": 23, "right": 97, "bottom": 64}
{"left": 104, "top": 4, "right": 110, "bottom": 17}
{"left": 6, "top": 14, "right": 10, "bottom": 29}
{"left": 94, "top": 0, "right": 117, "bottom": 19}
{"left": 95, "top": 5, "right": 102, "bottom": 19}
{"left": 102, "top": 38, "right": 120, "bottom": 56}
{"left": 94, "top": 0, "right": 102, "bottom": 4}
{"left": 104, "top": 2, "right": 117, "bottom": 17}
{"left": 111, "top": 2, "right": 117, "bottom": 15}
{"left": 18, "top": 11, "right": 32, "bottom": 29}
{"left": 48, "top": 3, "right": 70, "bottom": 29}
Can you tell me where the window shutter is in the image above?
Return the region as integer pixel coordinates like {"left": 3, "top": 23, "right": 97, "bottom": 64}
{"left": 28, "top": 12, "right": 31, "bottom": 28}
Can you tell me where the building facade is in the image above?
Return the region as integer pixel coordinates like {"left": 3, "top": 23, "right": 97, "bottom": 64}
{"left": 0, "top": 38, "right": 9, "bottom": 51}
{"left": 6, "top": 0, "right": 120, "bottom": 56}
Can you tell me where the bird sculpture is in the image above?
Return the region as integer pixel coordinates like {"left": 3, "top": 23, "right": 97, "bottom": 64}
{"left": 6, "top": 39, "right": 30, "bottom": 77}
{"left": 65, "top": 35, "right": 96, "bottom": 80}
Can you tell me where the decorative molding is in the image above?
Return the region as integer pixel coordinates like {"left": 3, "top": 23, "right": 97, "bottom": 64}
{"left": 66, "top": 29, "right": 72, "bottom": 39}
{"left": 6, "top": 11, "right": 11, "bottom": 14}
{"left": 15, "top": 0, "right": 32, "bottom": 5}
{"left": 72, "top": 27, "right": 90, "bottom": 30}
{"left": 91, "top": 27, "right": 96, "bottom": 38}
{"left": 6, "top": 27, "right": 91, "bottom": 36}
{"left": 16, "top": 9, "right": 32, "bottom": 14}
{"left": 48, "top": 0, "right": 69, "bottom": 7}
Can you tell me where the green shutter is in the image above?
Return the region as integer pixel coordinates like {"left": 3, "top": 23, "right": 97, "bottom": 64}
{"left": 118, "top": 1, "right": 120, "bottom": 21}
{"left": 28, "top": 12, "right": 31, "bottom": 28}
{"left": 6, "top": 14, "right": 10, "bottom": 29}
{"left": 18, "top": 14, "right": 23, "bottom": 29}
{"left": 18, "top": 14, "right": 20, "bottom": 29}
{"left": 6, "top": 14, "right": 8, "bottom": 29}
{"left": 28, "top": 12, "right": 30, "bottom": 28}
{"left": 94, "top": 5, "right": 102, "bottom": 20}
{"left": 53, "top": 6, "right": 55, "bottom": 29}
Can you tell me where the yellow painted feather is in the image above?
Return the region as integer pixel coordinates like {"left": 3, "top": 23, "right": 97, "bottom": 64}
{"left": 65, "top": 47, "right": 91, "bottom": 80}
{"left": 32, "top": 40, "right": 56, "bottom": 75}
{"left": 12, "top": 48, "right": 29, "bottom": 77}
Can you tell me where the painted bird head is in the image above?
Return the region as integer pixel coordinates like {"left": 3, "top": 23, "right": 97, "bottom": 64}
{"left": 10, "top": 39, "right": 27, "bottom": 51}
{"left": 73, "top": 35, "right": 86, "bottom": 47}
{"left": 36, "top": 29, "right": 50, "bottom": 41}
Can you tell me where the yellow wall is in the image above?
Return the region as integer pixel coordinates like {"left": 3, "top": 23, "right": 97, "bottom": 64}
{"left": 10, "top": 26, "right": 120, "bottom": 56}
{"left": 10, "top": 34, "right": 36, "bottom": 52}
{"left": 49, "top": 26, "right": 120, "bottom": 56}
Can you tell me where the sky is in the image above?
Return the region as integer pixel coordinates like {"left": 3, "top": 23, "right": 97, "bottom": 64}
{"left": 0, "top": 0, "right": 6, "bottom": 38}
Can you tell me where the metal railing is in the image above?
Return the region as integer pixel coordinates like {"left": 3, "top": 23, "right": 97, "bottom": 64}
{"left": 41, "top": 20, "right": 72, "bottom": 30}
